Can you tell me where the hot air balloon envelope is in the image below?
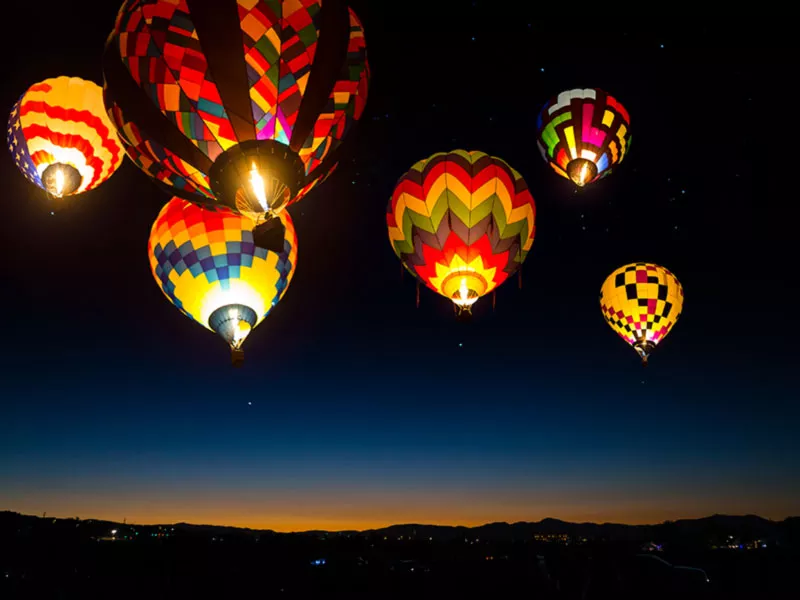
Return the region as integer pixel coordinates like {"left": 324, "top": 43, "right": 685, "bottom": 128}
{"left": 148, "top": 198, "right": 297, "bottom": 365}
{"left": 104, "top": 0, "right": 369, "bottom": 244}
{"left": 7, "top": 76, "right": 123, "bottom": 199}
{"left": 536, "top": 88, "right": 631, "bottom": 187}
{"left": 599, "top": 262, "right": 684, "bottom": 365}
{"left": 387, "top": 150, "right": 536, "bottom": 316}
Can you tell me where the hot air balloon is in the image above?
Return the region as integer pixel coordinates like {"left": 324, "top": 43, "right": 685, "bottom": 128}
{"left": 599, "top": 263, "right": 684, "bottom": 365}
{"left": 104, "top": 0, "right": 369, "bottom": 251}
{"left": 536, "top": 88, "right": 631, "bottom": 188}
{"left": 148, "top": 198, "right": 297, "bottom": 366}
{"left": 387, "top": 150, "right": 536, "bottom": 318}
{"left": 7, "top": 76, "right": 123, "bottom": 199}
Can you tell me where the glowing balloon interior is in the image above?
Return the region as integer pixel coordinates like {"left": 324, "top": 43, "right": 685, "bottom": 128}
{"left": 599, "top": 262, "right": 684, "bottom": 365}
{"left": 148, "top": 198, "right": 297, "bottom": 365}
{"left": 536, "top": 88, "right": 631, "bottom": 187}
{"left": 7, "top": 76, "right": 123, "bottom": 198}
{"left": 387, "top": 150, "right": 536, "bottom": 316}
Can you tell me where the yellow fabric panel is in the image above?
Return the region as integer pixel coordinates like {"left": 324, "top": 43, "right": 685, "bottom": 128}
{"left": 18, "top": 76, "right": 123, "bottom": 193}
{"left": 600, "top": 262, "right": 684, "bottom": 348}
{"left": 429, "top": 254, "right": 499, "bottom": 298}
{"left": 564, "top": 126, "right": 577, "bottom": 159}
{"left": 432, "top": 169, "right": 469, "bottom": 211}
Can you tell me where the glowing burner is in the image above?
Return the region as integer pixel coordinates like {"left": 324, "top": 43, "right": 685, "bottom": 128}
{"left": 42, "top": 163, "right": 81, "bottom": 197}
{"left": 566, "top": 158, "right": 598, "bottom": 187}
{"left": 208, "top": 140, "right": 305, "bottom": 252}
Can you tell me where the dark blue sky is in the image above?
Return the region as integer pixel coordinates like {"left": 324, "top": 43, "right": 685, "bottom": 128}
{"left": 1, "top": 3, "right": 796, "bottom": 530}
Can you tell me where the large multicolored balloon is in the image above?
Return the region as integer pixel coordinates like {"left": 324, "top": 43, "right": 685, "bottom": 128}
{"left": 599, "top": 262, "right": 684, "bottom": 365}
{"left": 387, "top": 150, "right": 536, "bottom": 317}
{"left": 148, "top": 198, "right": 297, "bottom": 366}
{"left": 7, "top": 76, "right": 123, "bottom": 198}
{"left": 536, "top": 88, "right": 631, "bottom": 188}
{"left": 104, "top": 0, "right": 369, "bottom": 251}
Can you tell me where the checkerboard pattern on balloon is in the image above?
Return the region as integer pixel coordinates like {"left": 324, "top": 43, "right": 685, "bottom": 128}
{"left": 599, "top": 262, "right": 683, "bottom": 348}
{"left": 148, "top": 198, "right": 297, "bottom": 331}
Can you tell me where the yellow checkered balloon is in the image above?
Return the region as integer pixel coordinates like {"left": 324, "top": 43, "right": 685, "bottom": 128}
{"left": 599, "top": 263, "right": 683, "bottom": 365}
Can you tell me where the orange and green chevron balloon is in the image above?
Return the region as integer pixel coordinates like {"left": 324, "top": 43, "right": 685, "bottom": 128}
{"left": 599, "top": 263, "right": 684, "bottom": 365}
{"left": 148, "top": 198, "right": 297, "bottom": 365}
{"left": 536, "top": 88, "right": 631, "bottom": 187}
{"left": 387, "top": 150, "right": 536, "bottom": 316}
{"left": 7, "top": 76, "right": 123, "bottom": 198}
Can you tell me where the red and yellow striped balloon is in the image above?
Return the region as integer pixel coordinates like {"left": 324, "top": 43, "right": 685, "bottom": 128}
{"left": 7, "top": 76, "right": 123, "bottom": 198}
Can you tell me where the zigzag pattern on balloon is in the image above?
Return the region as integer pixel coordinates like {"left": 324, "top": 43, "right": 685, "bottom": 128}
{"left": 387, "top": 150, "right": 535, "bottom": 302}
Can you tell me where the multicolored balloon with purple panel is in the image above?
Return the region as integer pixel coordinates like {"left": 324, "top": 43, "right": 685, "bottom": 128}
{"left": 148, "top": 198, "right": 297, "bottom": 366}
{"left": 104, "top": 0, "right": 369, "bottom": 251}
{"left": 535, "top": 88, "right": 631, "bottom": 188}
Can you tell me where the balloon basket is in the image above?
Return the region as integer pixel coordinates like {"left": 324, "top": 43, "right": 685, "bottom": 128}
{"left": 231, "top": 348, "right": 245, "bottom": 368}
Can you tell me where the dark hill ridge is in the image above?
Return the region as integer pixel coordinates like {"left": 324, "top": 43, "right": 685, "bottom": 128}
{"left": 2, "top": 510, "right": 798, "bottom": 544}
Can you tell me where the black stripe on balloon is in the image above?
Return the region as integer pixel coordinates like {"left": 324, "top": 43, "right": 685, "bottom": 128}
{"left": 151, "top": 177, "right": 216, "bottom": 207}
{"left": 304, "top": 144, "right": 341, "bottom": 187}
{"left": 186, "top": 0, "right": 256, "bottom": 143}
{"left": 290, "top": 0, "right": 351, "bottom": 153}
{"left": 102, "top": 42, "right": 213, "bottom": 174}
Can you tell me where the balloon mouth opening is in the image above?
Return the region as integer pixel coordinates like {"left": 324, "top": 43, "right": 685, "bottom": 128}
{"left": 442, "top": 271, "right": 487, "bottom": 312}
{"left": 566, "top": 158, "right": 597, "bottom": 187}
{"left": 208, "top": 304, "right": 258, "bottom": 352}
{"left": 42, "top": 163, "right": 81, "bottom": 197}
{"left": 634, "top": 340, "right": 656, "bottom": 365}
{"left": 451, "top": 289, "right": 479, "bottom": 310}
{"left": 208, "top": 139, "right": 305, "bottom": 219}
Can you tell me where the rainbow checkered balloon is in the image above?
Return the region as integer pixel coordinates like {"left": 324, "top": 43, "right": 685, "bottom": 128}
{"left": 536, "top": 88, "right": 631, "bottom": 188}
{"left": 148, "top": 198, "right": 297, "bottom": 358}
{"left": 7, "top": 76, "right": 123, "bottom": 198}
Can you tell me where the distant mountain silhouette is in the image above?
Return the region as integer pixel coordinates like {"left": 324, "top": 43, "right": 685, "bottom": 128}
{"left": 1, "top": 510, "right": 797, "bottom": 544}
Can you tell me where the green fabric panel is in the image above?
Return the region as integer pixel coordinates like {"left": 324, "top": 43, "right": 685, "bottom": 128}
{"left": 468, "top": 192, "right": 496, "bottom": 226}
{"left": 429, "top": 188, "right": 452, "bottom": 230}
{"left": 408, "top": 208, "right": 437, "bottom": 234}
{"left": 446, "top": 188, "right": 472, "bottom": 227}
{"left": 542, "top": 112, "right": 571, "bottom": 155}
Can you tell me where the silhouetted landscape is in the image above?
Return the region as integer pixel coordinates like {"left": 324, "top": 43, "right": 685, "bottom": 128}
{"left": 1, "top": 511, "right": 797, "bottom": 598}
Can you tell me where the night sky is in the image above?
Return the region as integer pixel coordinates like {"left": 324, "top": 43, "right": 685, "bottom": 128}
{"left": 1, "top": 4, "right": 796, "bottom": 532}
